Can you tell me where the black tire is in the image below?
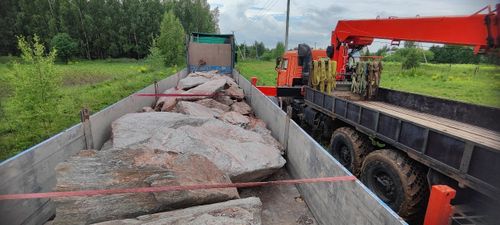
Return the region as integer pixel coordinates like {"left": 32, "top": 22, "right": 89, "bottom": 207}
{"left": 361, "top": 149, "right": 428, "bottom": 220}
{"left": 328, "top": 127, "right": 370, "bottom": 176}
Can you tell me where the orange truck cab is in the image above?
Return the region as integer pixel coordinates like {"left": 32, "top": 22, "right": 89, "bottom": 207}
{"left": 252, "top": 46, "right": 328, "bottom": 97}
{"left": 276, "top": 49, "right": 327, "bottom": 87}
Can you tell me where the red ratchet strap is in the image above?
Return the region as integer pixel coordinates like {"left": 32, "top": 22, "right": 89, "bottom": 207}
{"left": 136, "top": 93, "right": 247, "bottom": 97}
{"left": 0, "top": 176, "right": 356, "bottom": 200}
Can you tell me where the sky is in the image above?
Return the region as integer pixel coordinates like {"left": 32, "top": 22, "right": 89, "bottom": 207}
{"left": 207, "top": 0, "right": 498, "bottom": 51}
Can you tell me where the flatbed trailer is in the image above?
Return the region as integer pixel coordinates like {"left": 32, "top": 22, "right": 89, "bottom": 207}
{"left": 304, "top": 86, "right": 500, "bottom": 203}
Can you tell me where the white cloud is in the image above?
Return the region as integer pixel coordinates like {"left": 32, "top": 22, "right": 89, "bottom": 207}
{"left": 208, "top": 0, "right": 497, "bottom": 50}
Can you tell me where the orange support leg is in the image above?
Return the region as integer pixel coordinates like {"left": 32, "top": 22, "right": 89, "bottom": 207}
{"left": 424, "top": 185, "right": 456, "bottom": 225}
{"left": 255, "top": 86, "right": 277, "bottom": 96}
{"left": 250, "top": 77, "right": 258, "bottom": 86}
{"left": 251, "top": 77, "right": 278, "bottom": 96}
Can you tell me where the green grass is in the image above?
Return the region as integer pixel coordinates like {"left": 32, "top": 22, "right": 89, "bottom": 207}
{"left": 237, "top": 60, "right": 500, "bottom": 108}
{"left": 236, "top": 60, "right": 277, "bottom": 86}
{"left": 381, "top": 62, "right": 500, "bottom": 107}
{"left": 0, "top": 59, "right": 177, "bottom": 161}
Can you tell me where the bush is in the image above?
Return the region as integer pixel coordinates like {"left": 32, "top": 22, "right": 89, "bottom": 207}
{"left": 384, "top": 47, "right": 433, "bottom": 64}
{"left": 145, "top": 39, "right": 166, "bottom": 69}
{"left": 401, "top": 48, "right": 420, "bottom": 69}
{"left": 51, "top": 33, "right": 77, "bottom": 63}
{"left": 260, "top": 51, "right": 274, "bottom": 61}
{"left": 4, "top": 35, "right": 62, "bottom": 149}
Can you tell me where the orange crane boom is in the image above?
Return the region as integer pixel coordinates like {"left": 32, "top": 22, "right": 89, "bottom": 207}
{"left": 330, "top": 4, "right": 499, "bottom": 77}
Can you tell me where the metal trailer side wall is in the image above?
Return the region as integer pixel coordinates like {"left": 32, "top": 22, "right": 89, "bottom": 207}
{"left": 0, "top": 70, "right": 187, "bottom": 225}
{"left": 233, "top": 70, "right": 406, "bottom": 225}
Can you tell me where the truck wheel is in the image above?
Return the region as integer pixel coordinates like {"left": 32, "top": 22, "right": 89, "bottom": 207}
{"left": 329, "top": 127, "right": 369, "bottom": 176}
{"left": 361, "top": 149, "right": 428, "bottom": 220}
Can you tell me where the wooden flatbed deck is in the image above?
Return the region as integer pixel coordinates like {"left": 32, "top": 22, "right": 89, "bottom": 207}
{"left": 356, "top": 101, "right": 500, "bottom": 151}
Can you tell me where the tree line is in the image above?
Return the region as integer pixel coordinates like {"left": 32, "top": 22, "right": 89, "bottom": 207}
{"left": 369, "top": 42, "right": 498, "bottom": 69}
{"left": 0, "top": 0, "right": 219, "bottom": 60}
{"left": 236, "top": 41, "right": 499, "bottom": 67}
{"left": 237, "top": 41, "right": 285, "bottom": 61}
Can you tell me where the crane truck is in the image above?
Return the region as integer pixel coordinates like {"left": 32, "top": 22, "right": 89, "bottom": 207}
{"left": 254, "top": 4, "right": 500, "bottom": 224}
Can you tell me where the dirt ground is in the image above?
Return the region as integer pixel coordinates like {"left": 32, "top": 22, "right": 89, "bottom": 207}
{"left": 239, "top": 168, "right": 317, "bottom": 225}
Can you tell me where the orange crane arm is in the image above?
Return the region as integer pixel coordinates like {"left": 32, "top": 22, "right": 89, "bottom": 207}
{"left": 331, "top": 4, "right": 499, "bottom": 52}
{"left": 329, "top": 4, "right": 498, "bottom": 77}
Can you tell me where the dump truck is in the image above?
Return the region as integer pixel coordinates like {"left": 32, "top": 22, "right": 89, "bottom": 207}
{"left": 254, "top": 4, "right": 500, "bottom": 224}
{"left": 0, "top": 33, "right": 409, "bottom": 225}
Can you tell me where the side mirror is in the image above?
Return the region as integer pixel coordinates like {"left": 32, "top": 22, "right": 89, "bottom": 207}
{"left": 326, "top": 45, "right": 334, "bottom": 58}
{"left": 275, "top": 57, "right": 282, "bottom": 69}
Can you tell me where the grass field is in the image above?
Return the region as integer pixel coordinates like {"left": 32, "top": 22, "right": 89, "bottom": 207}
{"left": 0, "top": 59, "right": 177, "bottom": 160}
{"left": 237, "top": 60, "right": 278, "bottom": 86}
{"left": 381, "top": 62, "right": 500, "bottom": 107}
{"left": 237, "top": 60, "right": 500, "bottom": 107}
{"left": 1, "top": 58, "right": 498, "bottom": 161}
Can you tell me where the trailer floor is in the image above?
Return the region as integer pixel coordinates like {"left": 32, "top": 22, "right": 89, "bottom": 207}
{"left": 239, "top": 168, "right": 317, "bottom": 225}
{"left": 355, "top": 101, "right": 500, "bottom": 150}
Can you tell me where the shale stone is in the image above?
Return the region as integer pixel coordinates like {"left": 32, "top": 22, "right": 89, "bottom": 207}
{"left": 93, "top": 197, "right": 262, "bottom": 225}
{"left": 183, "top": 79, "right": 227, "bottom": 99}
{"left": 112, "top": 113, "right": 286, "bottom": 182}
{"left": 231, "top": 101, "right": 252, "bottom": 115}
{"left": 176, "top": 101, "right": 219, "bottom": 118}
{"left": 154, "top": 88, "right": 184, "bottom": 112}
{"left": 221, "top": 111, "right": 250, "bottom": 126}
{"left": 177, "top": 76, "right": 210, "bottom": 90}
{"left": 195, "top": 98, "right": 231, "bottom": 112}
{"left": 51, "top": 149, "right": 239, "bottom": 225}
{"left": 226, "top": 85, "right": 245, "bottom": 100}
